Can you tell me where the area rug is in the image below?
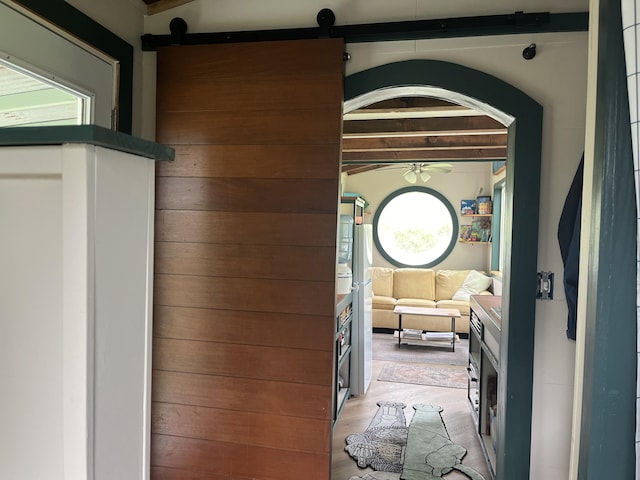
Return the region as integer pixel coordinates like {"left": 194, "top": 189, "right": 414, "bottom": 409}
{"left": 372, "top": 333, "right": 468, "bottom": 366}
{"left": 345, "top": 401, "right": 486, "bottom": 480}
{"left": 378, "top": 363, "right": 468, "bottom": 389}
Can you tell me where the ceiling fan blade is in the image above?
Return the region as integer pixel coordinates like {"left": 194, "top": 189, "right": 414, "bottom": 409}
{"left": 423, "top": 163, "right": 453, "bottom": 173}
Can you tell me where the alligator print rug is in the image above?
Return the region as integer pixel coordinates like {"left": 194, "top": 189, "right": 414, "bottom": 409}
{"left": 345, "top": 401, "right": 486, "bottom": 480}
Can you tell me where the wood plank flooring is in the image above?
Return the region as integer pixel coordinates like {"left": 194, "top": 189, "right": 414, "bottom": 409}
{"left": 331, "top": 356, "right": 491, "bottom": 479}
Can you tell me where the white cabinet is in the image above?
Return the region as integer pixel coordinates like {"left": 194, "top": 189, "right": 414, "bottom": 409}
{"left": 0, "top": 126, "right": 172, "bottom": 480}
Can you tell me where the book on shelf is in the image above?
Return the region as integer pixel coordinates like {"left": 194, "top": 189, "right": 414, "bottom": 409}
{"left": 402, "top": 328, "right": 423, "bottom": 339}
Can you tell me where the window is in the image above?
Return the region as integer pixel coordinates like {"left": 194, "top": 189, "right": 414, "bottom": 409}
{"left": 373, "top": 186, "right": 458, "bottom": 267}
{"left": 0, "top": 1, "right": 117, "bottom": 129}
{"left": 0, "top": 61, "right": 89, "bottom": 127}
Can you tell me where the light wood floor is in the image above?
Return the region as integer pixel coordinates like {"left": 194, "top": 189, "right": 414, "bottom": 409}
{"left": 331, "top": 358, "right": 491, "bottom": 480}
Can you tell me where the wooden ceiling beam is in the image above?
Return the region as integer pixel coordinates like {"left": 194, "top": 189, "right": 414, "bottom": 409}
{"left": 343, "top": 115, "right": 506, "bottom": 136}
{"left": 357, "top": 97, "right": 457, "bottom": 109}
{"left": 342, "top": 147, "right": 507, "bottom": 162}
{"left": 342, "top": 133, "right": 507, "bottom": 151}
{"left": 341, "top": 164, "right": 392, "bottom": 175}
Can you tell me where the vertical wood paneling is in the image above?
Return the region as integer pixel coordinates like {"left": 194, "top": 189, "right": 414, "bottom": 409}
{"left": 152, "top": 39, "right": 344, "bottom": 479}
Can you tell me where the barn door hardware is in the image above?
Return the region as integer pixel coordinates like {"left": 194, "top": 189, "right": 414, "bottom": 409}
{"left": 141, "top": 11, "right": 587, "bottom": 51}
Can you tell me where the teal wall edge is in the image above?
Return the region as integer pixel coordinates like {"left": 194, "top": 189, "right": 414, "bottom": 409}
{"left": 345, "top": 60, "right": 543, "bottom": 479}
{"left": 0, "top": 125, "right": 174, "bottom": 161}
{"left": 15, "top": 0, "right": 134, "bottom": 135}
{"left": 578, "top": 0, "right": 637, "bottom": 477}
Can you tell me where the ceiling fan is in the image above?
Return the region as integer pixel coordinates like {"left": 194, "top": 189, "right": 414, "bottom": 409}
{"left": 384, "top": 162, "right": 454, "bottom": 184}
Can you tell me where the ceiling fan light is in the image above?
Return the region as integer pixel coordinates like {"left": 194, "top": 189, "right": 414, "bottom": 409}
{"left": 403, "top": 169, "right": 417, "bottom": 184}
{"left": 420, "top": 171, "right": 431, "bottom": 182}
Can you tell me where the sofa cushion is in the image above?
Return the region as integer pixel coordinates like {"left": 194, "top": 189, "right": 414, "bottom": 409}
{"left": 435, "top": 269, "right": 474, "bottom": 301}
{"left": 393, "top": 268, "right": 435, "bottom": 300}
{"left": 396, "top": 298, "right": 437, "bottom": 308}
{"left": 436, "top": 299, "right": 471, "bottom": 316}
{"left": 372, "top": 295, "right": 396, "bottom": 310}
{"left": 371, "top": 267, "right": 395, "bottom": 297}
{"left": 451, "top": 270, "right": 493, "bottom": 301}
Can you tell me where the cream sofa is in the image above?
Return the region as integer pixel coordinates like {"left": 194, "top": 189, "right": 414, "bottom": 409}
{"left": 371, "top": 267, "right": 493, "bottom": 334}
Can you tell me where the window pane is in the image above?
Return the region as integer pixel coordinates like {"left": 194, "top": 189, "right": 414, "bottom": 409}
{"left": 374, "top": 188, "right": 457, "bottom": 267}
{"left": 0, "top": 61, "right": 87, "bottom": 127}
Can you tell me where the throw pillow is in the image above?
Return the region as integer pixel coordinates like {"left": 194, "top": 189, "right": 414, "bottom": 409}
{"left": 452, "top": 270, "right": 492, "bottom": 301}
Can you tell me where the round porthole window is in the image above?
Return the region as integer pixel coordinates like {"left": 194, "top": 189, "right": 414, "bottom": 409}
{"left": 373, "top": 186, "right": 458, "bottom": 268}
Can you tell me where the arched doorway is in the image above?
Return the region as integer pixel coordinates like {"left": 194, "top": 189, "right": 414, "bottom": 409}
{"left": 343, "top": 60, "right": 543, "bottom": 479}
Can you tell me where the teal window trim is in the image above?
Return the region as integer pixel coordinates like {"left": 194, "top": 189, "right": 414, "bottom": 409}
{"left": 14, "top": 0, "right": 134, "bottom": 134}
{"left": 372, "top": 186, "right": 459, "bottom": 268}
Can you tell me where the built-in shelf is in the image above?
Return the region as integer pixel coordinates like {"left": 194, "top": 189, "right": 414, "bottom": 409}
{"left": 459, "top": 213, "right": 492, "bottom": 243}
{"left": 468, "top": 294, "right": 502, "bottom": 480}
{"left": 334, "top": 289, "right": 353, "bottom": 427}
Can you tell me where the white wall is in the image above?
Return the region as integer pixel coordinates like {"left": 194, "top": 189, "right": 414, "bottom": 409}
{"left": 344, "top": 162, "right": 494, "bottom": 271}
{"left": 64, "top": 0, "right": 147, "bottom": 137}
{"left": 0, "top": 149, "right": 64, "bottom": 479}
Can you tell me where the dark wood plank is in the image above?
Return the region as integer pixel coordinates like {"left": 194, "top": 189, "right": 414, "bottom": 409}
{"left": 342, "top": 147, "right": 507, "bottom": 161}
{"left": 342, "top": 133, "right": 508, "bottom": 150}
{"left": 152, "top": 370, "right": 332, "bottom": 419}
{"left": 156, "top": 108, "right": 342, "bottom": 145}
{"left": 156, "top": 144, "right": 341, "bottom": 179}
{"left": 154, "top": 210, "right": 338, "bottom": 246}
{"left": 152, "top": 338, "right": 333, "bottom": 385}
{"left": 152, "top": 466, "right": 244, "bottom": 480}
{"left": 154, "top": 274, "right": 335, "bottom": 316}
{"left": 157, "top": 79, "right": 342, "bottom": 113}
{"left": 151, "top": 434, "right": 330, "bottom": 480}
{"left": 152, "top": 402, "right": 331, "bottom": 453}
{"left": 153, "top": 306, "right": 333, "bottom": 351}
{"left": 156, "top": 40, "right": 344, "bottom": 113}
{"left": 154, "top": 242, "right": 336, "bottom": 282}
{"left": 155, "top": 177, "right": 339, "bottom": 213}
{"left": 343, "top": 115, "right": 505, "bottom": 135}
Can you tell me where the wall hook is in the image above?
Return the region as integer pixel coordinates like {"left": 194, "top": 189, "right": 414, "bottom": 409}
{"left": 522, "top": 43, "right": 536, "bottom": 60}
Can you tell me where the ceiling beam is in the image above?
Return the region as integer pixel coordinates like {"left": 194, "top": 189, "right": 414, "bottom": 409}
{"left": 342, "top": 147, "right": 507, "bottom": 162}
{"left": 342, "top": 133, "right": 507, "bottom": 151}
{"left": 343, "top": 116, "right": 506, "bottom": 136}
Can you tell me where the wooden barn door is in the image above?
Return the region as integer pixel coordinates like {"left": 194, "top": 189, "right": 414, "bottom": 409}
{"left": 151, "top": 39, "right": 344, "bottom": 480}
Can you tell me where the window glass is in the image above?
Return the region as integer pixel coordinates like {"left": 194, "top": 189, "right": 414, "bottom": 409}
{"left": 373, "top": 187, "right": 458, "bottom": 267}
{"left": 0, "top": 61, "right": 88, "bottom": 127}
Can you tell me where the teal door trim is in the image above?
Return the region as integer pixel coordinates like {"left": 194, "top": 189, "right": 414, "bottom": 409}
{"left": 14, "top": 0, "right": 134, "bottom": 134}
{"left": 491, "top": 180, "right": 505, "bottom": 272}
{"left": 578, "top": 0, "right": 637, "bottom": 477}
{"left": 345, "top": 60, "right": 543, "bottom": 479}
